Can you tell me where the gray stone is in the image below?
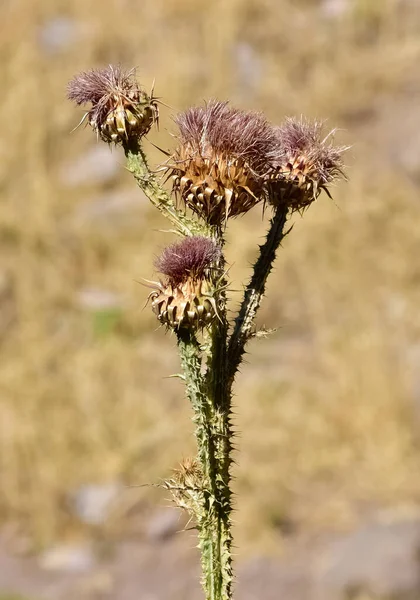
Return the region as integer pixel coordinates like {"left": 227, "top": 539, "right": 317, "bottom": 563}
{"left": 38, "top": 17, "right": 81, "bottom": 54}
{"left": 145, "top": 508, "right": 183, "bottom": 541}
{"left": 71, "top": 482, "right": 123, "bottom": 526}
{"left": 39, "top": 543, "right": 95, "bottom": 573}
{"left": 313, "top": 518, "right": 420, "bottom": 599}
{"left": 73, "top": 190, "right": 146, "bottom": 227}
{"left": 59, "top": 145, "right": 122, "bottom": 187}
{"left": 321, "top": 0, "right": 350, "bottom": 19}
{"left": 374, "top": 100, "right": 420, "bottom": 183}
{"left": 233, "top": 42, "right": 262, "bottom": 99}
{"left": 76, "top": 288, "right": 124, "bottom": 312}
{"left": 238, "top": 556, "right": 311, "bottom": 600}
{"left": 406, "top": 343, "right": 420, "bottom": 414}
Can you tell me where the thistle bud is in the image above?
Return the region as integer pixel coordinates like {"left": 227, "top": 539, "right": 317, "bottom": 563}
{"left": 269, "top": 118, "right": 347, "bottom": 211}
{"left": 165, "top": 101, "right": 278, "bottom": 226}
{"left": 148, "top": 236, "right": 222, "bottom": 330}
{"left": 67, "top": 65, "right": 158, "bottom": 144}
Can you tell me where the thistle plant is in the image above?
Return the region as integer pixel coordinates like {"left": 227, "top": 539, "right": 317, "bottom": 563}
{"left": 68, "top": 65, "right": 347, "bottom": 600}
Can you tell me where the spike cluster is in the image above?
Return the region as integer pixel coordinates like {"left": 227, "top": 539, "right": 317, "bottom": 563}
{"left": 149, "top": 236, "right": 222, "bottom": 330}
{"left": 165, "top": 101, "right": 278, "bottom": 226}
{"left": 67, "top": 65, "right": 158, "bottom": 144}
{"left": 164, "top": 458, "right": 204, "bottom": 516}
{"left": 268, "top": 117, "right": 347, "bottom": 211}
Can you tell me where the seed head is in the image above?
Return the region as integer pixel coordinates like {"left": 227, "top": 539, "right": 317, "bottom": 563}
{"left": 269, "top": 117, "right": 347, "bottom": 210}
{"left": 67, "top": 65, "right": 158, "bottom": 144}
{"left": 172, "top": 458, "right": 203, "bottom": 491}
{"left": 164, "top": 458, "right": 204, "bottom": 517}
{"left": 166, "top": 100, "right": 278, "bottom": 225}
{"left": 149, "top": 236, "right": 222, "bottom": 330}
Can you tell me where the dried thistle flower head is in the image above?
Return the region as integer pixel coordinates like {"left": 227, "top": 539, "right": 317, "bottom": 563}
{"left": 166, "top": 100, "right": 278, "bottom": 226}
{"left": 149, "top": 236, "right": 222, "bottom": 330}
{"left": 164, "top": 458, "right": 204, "bottom": 517}
{"left": 67, "top": 65, "right": 158, "bottom": 144}
{"left": 269, "top": 117, "right": 347, "bottom": 211}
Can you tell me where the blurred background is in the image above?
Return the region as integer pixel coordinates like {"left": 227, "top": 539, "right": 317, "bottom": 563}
{"left": 1, "top": 0, "right": 420, "bottom": 598}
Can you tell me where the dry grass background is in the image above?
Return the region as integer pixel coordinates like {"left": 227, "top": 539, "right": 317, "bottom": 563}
{"left": 1, "top": 0, "right": 420, "bottom": 557}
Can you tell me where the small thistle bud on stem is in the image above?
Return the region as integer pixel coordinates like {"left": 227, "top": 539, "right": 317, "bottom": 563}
{"left": 164, "top": 458, "right": 204, "bottom": 517}
{"left": 269, "top": 117, "right": 347, "bottom": 211}
{"left": 67, "top": 65, "right": 158, "bottom": 144}
{"left": 149, "top": 236, "right": 223, "bottom": 330}
{"left": 165, "top": 101, "right": 279, "bottom": 226}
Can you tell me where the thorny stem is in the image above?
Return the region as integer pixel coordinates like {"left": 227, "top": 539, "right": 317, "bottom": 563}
{"left": 125, "top": 139, "right": 288, "bottom": 599}
{"left": 205, "top": 260, "right": 233, "bottom": 599}
{"left": 124, "top": 137, "right": 233, "bottom": 600}
{"left": 227, "top": 204, "right": 289, "bottom": 386}
{"left": 124, "top": 139, "right": 288, "bottom": 600}
{"left": 177, "top": 328, "right": 227, "bottom": 600}
{"left": 123, "top": 139, "right": 209, "bottom": 237}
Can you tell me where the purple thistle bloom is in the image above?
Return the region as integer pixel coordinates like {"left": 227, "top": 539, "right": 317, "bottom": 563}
{"left": 272, "top": 117, "right": 347, "bottom": 186}
{"left": 67, "top": 65, "right": 158, "bottom": 143}
{"left": 155, "top": 236, "right": 221, "bottom": 286}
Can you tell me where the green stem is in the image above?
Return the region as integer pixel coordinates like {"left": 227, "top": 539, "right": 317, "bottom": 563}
{"left": 205, "top": 254, "right": 233, "bottom": 598}
{"left": 227, "top": 204, "right": 289, "bottom": 386}
{"left": 177, "top": 328, "right": 226, "bottom": 600}
{"left": 207, "top": 316, "right": 233, "bottom": 599}
{"left": 123, "top": 139, "right": 209, "bottom": 237}
{"left": 124, "top": 137, "right": 233, "bottom": 598}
